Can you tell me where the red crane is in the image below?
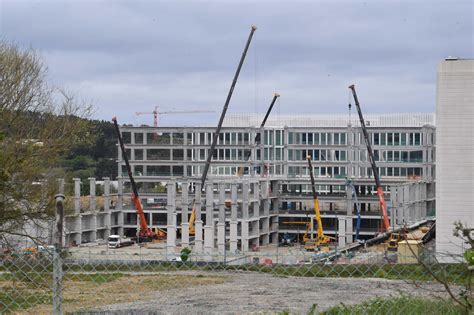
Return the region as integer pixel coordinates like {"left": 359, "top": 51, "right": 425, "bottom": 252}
{"left": 112, "top": 116, "right": 165, "bottom": 241}
{"left": 348, "top": 84, "right": 390, "bottom": 233}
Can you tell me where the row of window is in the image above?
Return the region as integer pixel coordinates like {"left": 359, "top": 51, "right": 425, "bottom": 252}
{"left": 121, "top": 130, "right": 430, "bottom": 147}
{"left": 372, "top": 132, "right": 421, "bottom": 146}
{"left": 288, "top": 149, "right": 347, "bottom": 162}
{"left": 288, "top": 132, "right": 347, "bottom": 145}
{"left": 288, "top": 166, "right": 347, "bottom": 177}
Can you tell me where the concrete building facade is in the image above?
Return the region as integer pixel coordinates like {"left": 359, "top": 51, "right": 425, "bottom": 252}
{"left": 114, "top": 113, "right": 435, "bottom": 245}
{"left": 436, "top": 58, "right": 474, "bottom": 259}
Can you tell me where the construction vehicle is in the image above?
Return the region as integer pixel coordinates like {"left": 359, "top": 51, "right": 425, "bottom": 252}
{"left": 304, "top": 155, "right": 333, "bottom": 251}
{"left": 113, "top": 117, "right": 166, "bottom": 241}
{"left": 387, "top": 233, "right": 404, "bottom": 251}
{"left": 237, "top": 93, "right": 280, "bottom": 177}
{"left": 108, "top": 235, "right": 134, "bottom": 248}
{"left": 188, "top": 26, "right": 257, "bottom": 236}
{"left": 348, "top": 85, "right": 390, "bottom": 233}
{"left": 346, "top": 179, "right": 362, "bottom": 241}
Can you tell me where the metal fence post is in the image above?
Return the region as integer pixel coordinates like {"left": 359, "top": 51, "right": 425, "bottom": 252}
{"left": 53, "top": 194, "right": 65, "bottom": 315}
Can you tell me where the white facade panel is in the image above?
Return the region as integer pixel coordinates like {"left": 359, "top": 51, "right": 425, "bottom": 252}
{"left": 436, "top": 59, "right": 474, "bottom": 260}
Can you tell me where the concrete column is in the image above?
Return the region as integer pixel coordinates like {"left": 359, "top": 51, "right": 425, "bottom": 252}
{"left": 345, "top": 183, "right": 353, "bottom": 243}
{"left": 194, "top": 183, "right": 203, "bottom": 254}
{"left": 103, "top": 177, "right": 111, "bottom": 239}
{"left": 253, "top": 182, "right": 260, "bottom": 217}
{"left": 241, "top": 181, "right": 250, "bottom": 252}
{"left": 420, "top": 183, "right": 427, "bottom": 219}
{"left": 73, "top": 178, "right": 81, "bottom": 214}
{"left": 117, "top": 178, "right": 124, "bottom": 237}
{"left": 389, "top": 185, "right": 397, "bottom": 229}
{"left": 230, "top": 183, "right": 238, "bottom": 254}
{"left": 88, "top": 178, "right": 97, "bottom": 241}
{"left": 402, "top": 184, "right": 410, "bottom": 225}
{"left": 409, "top": 184, "right": 416, "bottom": 223}
{"left": 217, "top": 183, "right": 226, "bottom": 255}
{"left": 346, "top": 216, "right": 353, "bottom": 244}
{"left": 338, "top": 216, "right": 346, "bottom": 248}
{"left": 397, "top": 184, "right": 404, "bottom": 225}
{"left": 166, "top": 182, "right": 177, "bottom": 259}
{"left": 181, "top": 181, "right": 189, "bottom": 248}
{"left": 204, "top": 183, "right": 214, "bottom": 258}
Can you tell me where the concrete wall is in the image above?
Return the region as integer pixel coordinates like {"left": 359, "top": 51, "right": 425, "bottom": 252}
{"left": 436, "top": 58, "right": 474, "bottom": 260}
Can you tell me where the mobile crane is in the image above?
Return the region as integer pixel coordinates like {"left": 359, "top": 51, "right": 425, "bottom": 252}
{"left": 304, "top": 155, "right": 333, "bottom": 251}
{"left": 237, "top": 93, "right": 280, "bottom": 177}
{"left": 348, "top": 84, "right": 390, "bottom": 233}
{"left": 188, "top": 25, "right": 257, "bottom": 236}
{"left": 113, "top": 117, "right": 166, "bottom": 241}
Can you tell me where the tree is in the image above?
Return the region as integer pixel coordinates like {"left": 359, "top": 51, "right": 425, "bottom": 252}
{"left": 0, "top": 41, "right": 93, "bottom": 246}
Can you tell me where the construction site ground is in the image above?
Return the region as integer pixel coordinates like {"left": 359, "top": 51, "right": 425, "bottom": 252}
{"left": 25, "top": 270, "right": 451, "bottom": 314}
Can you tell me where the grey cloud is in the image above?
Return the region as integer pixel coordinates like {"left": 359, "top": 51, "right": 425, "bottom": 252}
{"left": 1, "top": 0, "right": 472, "bottom": 126}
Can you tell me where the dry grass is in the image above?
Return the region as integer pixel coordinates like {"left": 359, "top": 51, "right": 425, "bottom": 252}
{"left": 8, "top": 273, "right": 227, "bottom": 314}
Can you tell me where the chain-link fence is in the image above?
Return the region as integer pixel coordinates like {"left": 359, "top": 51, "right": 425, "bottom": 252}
{"left": 1, "top": 243, "right": 471, "bottom": 314}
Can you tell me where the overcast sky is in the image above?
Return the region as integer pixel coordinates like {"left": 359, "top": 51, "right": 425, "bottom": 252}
{"left": 1, "top": 0, "right": 473, "bottom": 126}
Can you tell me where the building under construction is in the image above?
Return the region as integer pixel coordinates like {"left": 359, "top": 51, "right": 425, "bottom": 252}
{"left": 63, "top": 112, "right": 435, "bottom": 252}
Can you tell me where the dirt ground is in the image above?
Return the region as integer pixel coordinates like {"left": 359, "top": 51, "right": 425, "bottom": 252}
{"left": 78, "top": 270, "right": 450, "bottom": 314}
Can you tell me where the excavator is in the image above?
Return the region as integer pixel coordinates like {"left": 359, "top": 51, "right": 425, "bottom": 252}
{"left": 304, "top": 155, "right": 334, "bottom": 251}
{"left": 348, "top": 85, "right": 390, "bottom": 233}
{"left": 113, "top": 117, "right": 166, "bottom": 242}
{"left": 188, "top": 26, "right": 257, "bottom": 236}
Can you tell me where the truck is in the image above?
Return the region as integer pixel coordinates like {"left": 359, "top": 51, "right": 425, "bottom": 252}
{"left": 107, "top": 235, "right": 134, "bottom": 248}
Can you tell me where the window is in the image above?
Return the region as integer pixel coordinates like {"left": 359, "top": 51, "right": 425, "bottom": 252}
{"left": 321, "top": 133, "right": 326, "bottom": 145}
{"left": 121, "top": 132, "right": 132, "bottom": 144}
{"left": 341, "top": 133, "right": 346, "bottom": 145}
{"left": 173, "top": 166, "right": 184, "bottom": 176}
{"left": 288, "top": 132, "right": 294, "bottom": 144}
{"left": 334, "top": 133, "right": 340, "bottom": 145}
{"left": 134, "top": 133, "right": 143, "bottom": 144}
{"left": 374, "top": 133, "right": 380, "bottom": 146}
{"left": 173, "top": 133, "right": 184, "bottom": 145}
{"left": 380, "top": 133, "right": 386, "bottom": 146}
{"left": 401, "top": 151, "right": 408, "bottom": 162}
{"left": 387, "top": 133, "right": 393, "bottom": 146}
{"left": 172, "top": 149, "right": 184, "bottom": 161}
{"left": 307, "top": 133, "right": 313, "bottom": 145}
{"left": 394, "top": 151, "right": 400, "bottom": 162}
{"left": 401, "top": 133, "right": 407, "bottom": 146}
{"left": 314, "top": 133, "right": 320, "bottom": 145}
{"left": 135, "top": 149, "right": 144, "bottom": 160}
{"left": 414, "top": 133, "right": 421, "bottom": 146}
{"left": 394, "top": 133, "right": 400, "bottom": 146}
{"left": 410, "top": 150, "right": 423, "bottom": 162}
{"left": 147, "top": 149, "right": 170, "bottom": 160}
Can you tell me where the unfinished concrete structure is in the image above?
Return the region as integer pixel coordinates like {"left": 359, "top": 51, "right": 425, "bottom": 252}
{"left": 64, "top": 177, "right": 123, "bottom": 245}
{"left": 116, "top": 113, "right": 435, "bottom": 242}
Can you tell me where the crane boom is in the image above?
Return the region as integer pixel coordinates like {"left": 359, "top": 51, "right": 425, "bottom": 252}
{"left": 348, "top": 84, "right": 390, "bottom": 232}
{"left": 112, "top": 117, "right": 154, "bottom": 239}
{"left": 188, "top": 26, "right": 257, "bottom": 236}
{"left": 307, "top": 156, "right": 326, "bottom": 241}
{"left": 200, "top": 25, "right": 257, "bottom": 187}
{"left": 237, "top": 93, "right": 280, "bottom": 176}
